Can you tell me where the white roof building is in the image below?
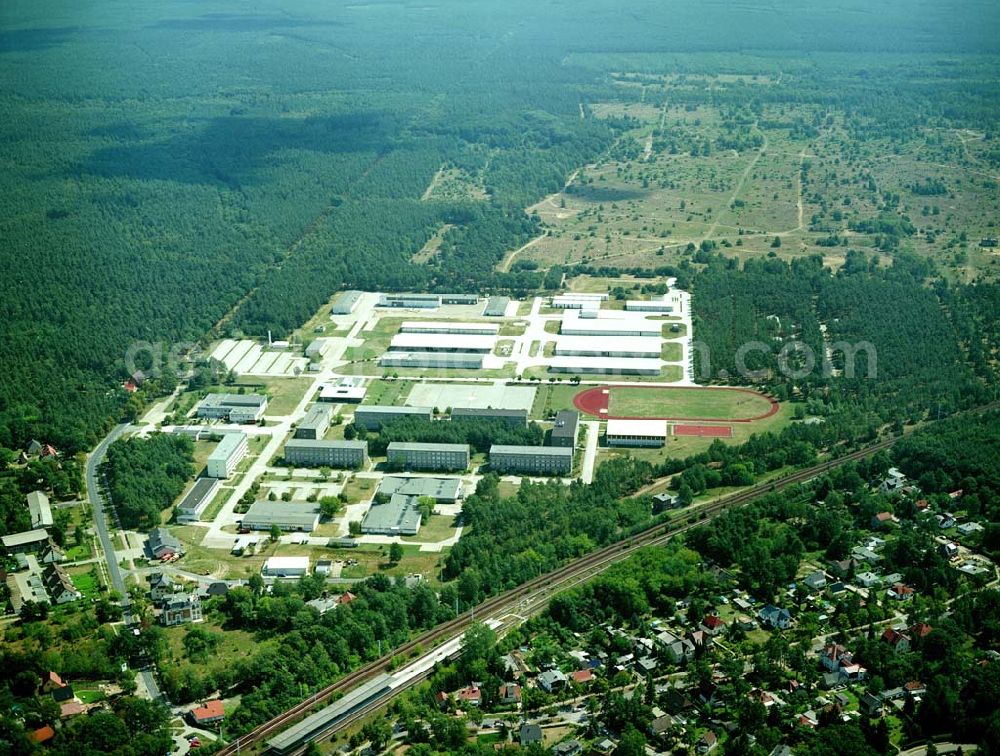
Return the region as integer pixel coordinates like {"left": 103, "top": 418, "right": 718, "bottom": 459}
{"left": 400, "top": 321, "right": 499, "bottom": 335}
{"left": 262, "top": 556, "right": 310, "bottom": 577}
{"left": 606, "top": 419, "right": 669, "bottom": 447}
{"left": 26, "top": 491, "right": 53, "bottom": 529}
{"left": 548, "top": 356, "right": 662, "bottom": 375}
{"left": 389, "top": 333, "right": 495, "bottom": 353}
{"left": 560, "top": 311, "right": 661, "bottom": 337}
{"left": 554, "top": 335, "right": 662, "bottom": 358}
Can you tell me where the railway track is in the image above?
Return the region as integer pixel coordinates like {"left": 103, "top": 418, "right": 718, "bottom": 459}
{"left": 218, "top": 434, "right": 902, "bottom": 754}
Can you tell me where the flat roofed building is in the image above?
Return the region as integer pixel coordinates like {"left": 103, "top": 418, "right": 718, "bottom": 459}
{"left": 555, "top": 335, "right": 662, "bottom": 358}
{"left": 26, "top": 491, "right": 53, "bottom": 529}
{"left": 490, "top": 445, "right": 573, "bottom": 475}
{"left": 379, "top": 352, "right": 485, "bottom": 370}
{"left": 551, "top": 296, "right": 601, "bottom": 310}
{"left": 1, "top": 528, "right": 49, "bottom": 554}
{"left": 560, "top": 312, "right": 661, "bottom": 337}
{"left": 262, "top": 556, "right": 310, "bottom": 577}
{"left": 483, "top": 297, "right": 510, "bottom": 317}
{"left": 176, "top": 478, "right": 221, "bottom": 523}
{"left": 361, "top": 495, "right": 422, "bottom": 535}
{"left": 196, "top": 393, "right": 268, "bottom": 423}
{"left": 206, "top": 432, "right": 248, "bottom": 479}
{"left": 296, "top": 404, "right": 333, "bottom": 440}
{"left": 389, "top": 333, "right": 495, "bottom": 353}
{"left": 451, "top": 407, "right": 528, "bottom": 426}
{"left": 555, "top": 292, "right": 608, "bottom": 301}
{"left": 548, "top": 356, "right": 662, "bottom": 375}
{"left": 606, "top": 419, "right": 668, "bottom": 448}
{"left": 441, "top": 293, "right": 480, "bottom": 305}
{"left": 378, "top": 476, "right": 462, "bottom": 502}
{"left": 625, "top": 296, "right": 673, "bottom": 312}
{"left": 549, "top": 410, "right": 579, "bottom": 448}
{"left": 331, "top": 289, "right": 362, "bottom": 315}
{"left": 283, "top": 439, "right": 369, "bottom": 469}
{"left": 378, "top": 293, "right": 440, "bottom": 309}
{"left": 387, "top": 442, "right": 470, "bottom": 472}
{"left": 242, "top": 501, "right": 321, "bottom": 532}
{"left": 305, "top": 339, "right": 331, "bottom": 358}
{"left": 319, "top": 378, "right": 367, "bottom": 403}
{"left": 400, "top": 321, "right": 499, "bottom": 335}
{"left": 354, "top": 405, "right": 433, "bottom": 431}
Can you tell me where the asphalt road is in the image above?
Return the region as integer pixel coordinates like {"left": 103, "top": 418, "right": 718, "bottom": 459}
{"left": 86, "top": 422, "right": 163, "bottom": 702}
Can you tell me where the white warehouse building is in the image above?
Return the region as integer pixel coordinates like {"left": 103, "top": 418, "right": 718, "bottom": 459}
{"left": 548, "top": 356, "right": 662, "bottom": 376}
{"left": 605, "top": 419, "right": 669, "bottom": 448}
{"left": 262, "top": 556, "right": 310, "bottom": 578}
{"left": 399, "top": 321, "right": 499, "bottom": 336}
{"left": 389, "top": 333, "right": 495, "bottom": 353}
{"left": 559, "top": 312, "right": 661, "bottom": 337}
{"left": 206, "top": 432, "right": 249, "bottom": 479}
{"left": 554, "top": 335, "right": 662, "bottom": 359}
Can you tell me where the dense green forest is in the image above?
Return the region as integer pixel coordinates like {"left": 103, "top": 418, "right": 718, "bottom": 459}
{"left": 2, "top": 0, "right": 999, "bottom": 452}
{"left": 102, "top": 434, "right": 194, "bottom": 530}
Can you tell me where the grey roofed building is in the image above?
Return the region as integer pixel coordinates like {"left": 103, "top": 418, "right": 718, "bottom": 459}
{"left": 378, "top": 293, "right": 440, "bottom": 308}
{"left": 331, "top": 289, "right": 362, "bottom": 315}
{"left": 379, "top": 351, "right": 485, "bottom": 370}
{"left": 451, "top": 407, "right": 528, "bottom": 426}
{"left": 386, "top": 442, "right": 470, "bottom": 472}
{"left": 2, "top": 528, "right": 50, "bottom": 553}
{"left": 519, "top": 724, "right": 543, "bottom": 746}
{"left": 538, "top": 668, "right": 568, "bottom": 693}
{"left": 176, "top": 477, "right": 221, "bottom": 523}
{"left": 196, "top": 393, "right": 268, "bottom": 423}
{"left": 242, "top": 501, "right": 321, "bottom": 532}
{"left": 295, "top": 404, "right": 332, "bottom": 440}
{"left": 283, "top": 439, "right": 369, "bottom": 469}
{"left": 26, "top": 491, "right": 53, "bottom": 529}
{"left": 378, "top": 476, "right": 462, "bottom": 502}
{"left": 483, "top": 296, "right": 510, "bottom": 316}
{"left": 549, "top": 410, "right": 579, "bottom": 448}
{"left": 148, "top": 527, "right": 181, "bottom": 558}
{"left": 490, "top": 444, "right": 573, "bottom": 475}
{"left": 353, "top": 405, "right": 433, "bottom": 431}
{"left": 441, "top": 293, "right": 480, "bottom": 305}
{"left": 360, "top": 495, "right": 422, "bottom": 535}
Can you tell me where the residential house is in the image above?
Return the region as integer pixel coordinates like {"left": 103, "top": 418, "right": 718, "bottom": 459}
{"left": 570, "top": 669, "right": 594, "bottom": 685}
{"left": 802, "top": 571, "right": 827, "bottom": 592}
{"left": 552, "top": 741, "right": 583, "bottom": 756}
{"left": 652, "top": 492, "right": 681, "bottom": 512}
{"left": 910, "top": 622, "right": 934, "bottom": 639}
{"left": 42, "top": 564, "right": 81, "bottom": 604}
{"left": 888, "top": 583, "right": 915, "bottom": 601}
{"left": 852, "top": 546, "right": 883, "bottom": 564}
{"left": 149, "top": 572, "right": 178, "bottom": 603}
{"left": 768, "top": 747, "right": 794, "bottom": 756}
{"left": 856, "top": 572, "right": 882, "bottom": 588}
{"left": 455, "top": 685, "right": 482, "bottom": 707}
{"left": 936, "top": 513, "right": 957, "bottom": 530}
{"left": 40, "top": 542, "right": 65, "bottom": 564}
{"left": 940, "top": 541, "right": 959, "bottom": 560}
{"left": 656, "top": 630, "right": 696, "bottom": 664}
{"left": 758, "top": 604, "right": 792, "bottom": 630}
{"left": 958, "top": 522, "right": 985, "bottom": 537}
{"left": 51, "top": 684, "right": 75, "bottom": 704}
{"left": 881, "top": 628, "right": 911, "bottom": 654}
{"left": 880, "top": 468, "right": 906, "bottom": 493}
{"left": 861, "top": 692, "right": 884, "bottom": 716}
{"left": 498, "top": 683, "right": 521, "bottom": 705}
{"left": 41, "top": 671, "right": 67, "bottom": 693}
{"left": 700, "top": 614, "right": 726, "bottom": 636}
{"left": 820, "top": 644, "right": 850, "bottom": 673}
{"left": 538, "top": 668, "right": 568, "bottom": 693}
{"left": 29, "top": 726, "right": 55, "bottom": 745}
{"left": 519, "top": 724, "right": 543, "bottom": 746}
{"left": 161, "top": 594, "right": 203, "bottom": 626}
{"left": 60, "top": 701, "right": 85, "bottom": 719}
{"left": 904, "top": 681, "right": 926, "bottom": 698}
{"left": 829, "top": 558, "right": 862, "bottom": 578}
{"left": 697, "top": 731, "right": 718, "bottom": 753}
{"left": 189, "top": 700, "right": 225, "bottom": 727}
{"left": 871, "top": 512, "right": 894, "bottom": 529}
{"left": 147, "top": 528, "right": 181, "bottom": 559}
{"left": 649, "top": 714, "right": 674, "bottom": 739}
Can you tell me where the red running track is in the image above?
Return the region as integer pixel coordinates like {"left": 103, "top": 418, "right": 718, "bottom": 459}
{"left": 674, "top": 424, "right": 734, "bottom": 438}
{"left": 572, "top": 385, "right": 779, "bottom": 423}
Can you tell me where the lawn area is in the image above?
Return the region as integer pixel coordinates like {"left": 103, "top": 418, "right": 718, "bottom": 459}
{"left": 530, "top": 383, "right": 582, "bottom": 418}
{"left": 236, "top": 377, "right": 314, "bottom": 416}
{"left": 609, "top": 386, "right": 775, "bottom": 420}
{"left": 661, "top": 342, "right": 682, "bottom": 361}
{"left": 364, "top": 379, "right": 413, "bottom": 406}
{"left": 497, "top": 481, "right": 521, "bottom": 499}
{"left": 499, "top": 322, "right": 526, "bottom": 336}
{"left": 65, "top": 566, "right": 102, "bottom": 598}
{"left": 401, "top": 514, "right": 459, "bottom": 543}
{"left": 342, "top": 475, "right": 378, "bottom": 503}
{"left": 76, "top": 689, "right": 106, "bottom": 704}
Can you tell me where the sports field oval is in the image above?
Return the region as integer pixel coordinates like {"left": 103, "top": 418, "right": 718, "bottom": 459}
{"left": 573, "top": 385, "right": 779, "bottom": 423}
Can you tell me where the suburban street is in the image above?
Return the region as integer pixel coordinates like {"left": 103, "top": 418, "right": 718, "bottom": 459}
{"left": 85, "top": 422, "right": 163, "bottom": 702}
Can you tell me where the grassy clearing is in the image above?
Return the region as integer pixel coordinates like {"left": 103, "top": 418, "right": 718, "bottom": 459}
{"left": 401, "top": 514, "right": 460, "bottom": 543}
{"left": 609, "top": 386, "right": 774, "bottom": 419}
{"left": 661, "top": 342, "right": 682, "bottom": 361}
{"left": 364, "top": 379, "right": 413, "bottom": 406}
{"left": 234, "top": 377, "right": 314, "bottom": 416}
{"left": 530, "top": 383, "right": 583, "bottom": 418}
{"left": 342, "top": 475, "right": 378, "bottom": 503}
